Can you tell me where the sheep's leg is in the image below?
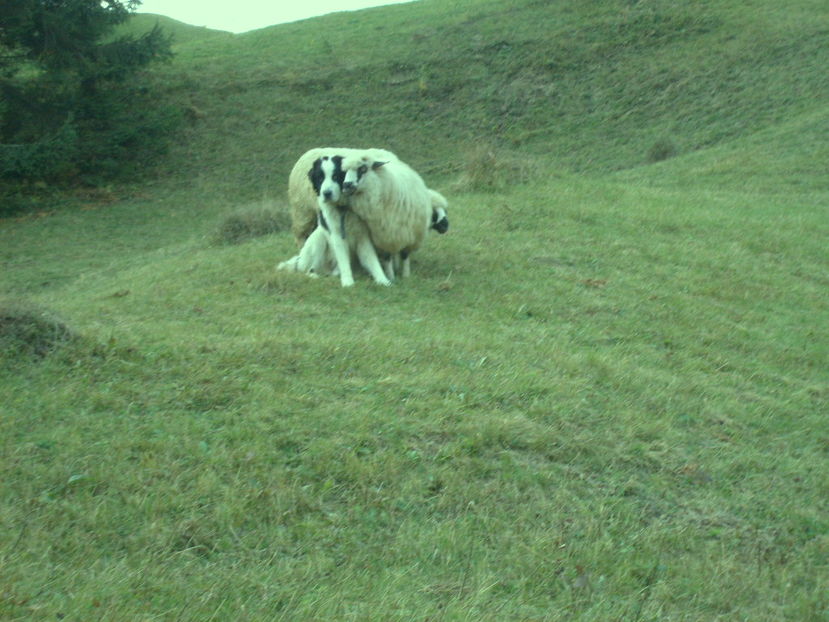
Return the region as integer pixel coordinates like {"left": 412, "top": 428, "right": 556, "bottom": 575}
{"left": 356, "top": 237, "right": 391, "bottom": 286}
{"left": 382, "top": 255, "right": 395, "bottom": 281}
{"left": 399, "top": 250, "right": 411, "bottom": 278}
{"left": 318, "top": 202, "right": 354, "bottom": 287}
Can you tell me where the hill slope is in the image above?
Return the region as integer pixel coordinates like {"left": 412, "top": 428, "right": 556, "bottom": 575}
{"left": 142, "top": 0, "right": 829, "bottom": 201}
{"left": 1, "top": 0, "right": 827, "bottom": 620}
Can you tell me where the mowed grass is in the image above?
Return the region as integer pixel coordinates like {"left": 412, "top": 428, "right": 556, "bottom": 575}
{"left": 2, "top": 0, "right": 829, "bottom": 619}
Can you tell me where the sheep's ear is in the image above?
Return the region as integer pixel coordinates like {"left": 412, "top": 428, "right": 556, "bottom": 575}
{"left": 372, "top": 161, "right": 388, "bottom": 171}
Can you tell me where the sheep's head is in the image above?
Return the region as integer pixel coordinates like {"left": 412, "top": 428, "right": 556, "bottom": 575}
{"left": 431, "top": 206, "right": 449, "bottom": 234}
{"left": 341, "top": 154, "right": 387, "bottom": 196}
{"left": 308, "top": 155, "right": 345, "bottom": 203}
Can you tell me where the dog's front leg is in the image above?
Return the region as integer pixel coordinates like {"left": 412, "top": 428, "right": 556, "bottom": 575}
{"left": 318, "top": 200, "right": 354, "bottom": 287}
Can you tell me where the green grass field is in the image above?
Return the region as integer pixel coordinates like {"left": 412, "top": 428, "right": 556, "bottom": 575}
{"left": 1, "top": 0, "right": 827, "bottom": 619}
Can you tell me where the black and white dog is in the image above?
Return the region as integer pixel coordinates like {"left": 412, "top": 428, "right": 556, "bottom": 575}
{"left": 283, "top": 154, "right": 391, "bottom": 286}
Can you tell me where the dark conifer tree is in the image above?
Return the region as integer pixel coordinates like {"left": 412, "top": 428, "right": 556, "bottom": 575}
{"left": 0, "top": 0, "right": 175, "bottom": 187}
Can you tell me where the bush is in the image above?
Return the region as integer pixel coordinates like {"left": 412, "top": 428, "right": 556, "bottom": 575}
{"left": 0, "top": 120, "right": 79, "bottom": 180}
{"left": 0, "top": 3, "right": 175, "bottom": 189}
{"left": 72, "top": 85, "right": 182, "bottom": 184}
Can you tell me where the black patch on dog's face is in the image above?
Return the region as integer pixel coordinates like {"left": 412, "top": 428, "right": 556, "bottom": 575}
{"left": 307, "top": 156, "right": 346, "bottom": 197}
{"left": 331, "top": 156, "right": 345, "bottom": 186}
{"left": 308, "top": 158, "right": 325, "bottom": 195}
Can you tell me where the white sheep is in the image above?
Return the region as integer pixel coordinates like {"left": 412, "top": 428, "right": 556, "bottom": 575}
{"left": 280, "top": 147, "right": 448, "bottom": 286}
{"left": 340, "top": 150, "right": 441, "bottom": 279}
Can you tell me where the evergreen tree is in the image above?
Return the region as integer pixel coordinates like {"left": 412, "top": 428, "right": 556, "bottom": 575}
{"left": 0, "top": 0, "right": 176, "bottom": 187}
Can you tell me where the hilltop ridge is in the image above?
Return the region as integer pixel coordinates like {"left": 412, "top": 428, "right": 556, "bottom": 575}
{"left": 117, "top": 13, "right": 232, "bottom": 45}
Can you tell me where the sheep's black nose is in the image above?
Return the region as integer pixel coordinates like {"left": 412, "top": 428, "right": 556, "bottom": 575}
{"left": 343, "top": 182, "right": 355, "bottom": 192}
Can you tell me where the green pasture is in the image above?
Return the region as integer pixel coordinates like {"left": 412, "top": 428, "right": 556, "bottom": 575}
{"left": 1, "top": 0, "right": 827, "bottom": 619}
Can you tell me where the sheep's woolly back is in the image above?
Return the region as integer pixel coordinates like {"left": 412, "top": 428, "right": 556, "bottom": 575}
{"left": 340, "top": 153, "right": 433, "bottom": 255}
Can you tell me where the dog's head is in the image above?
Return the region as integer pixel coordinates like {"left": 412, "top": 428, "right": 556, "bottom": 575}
{"left": 308, "top": 155, "right": 346, "bottom": 203}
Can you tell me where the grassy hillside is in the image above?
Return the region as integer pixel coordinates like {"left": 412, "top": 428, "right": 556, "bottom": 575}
{"left": 1, "top": 0, "right": 827, "bottom": 619}
{"left": 139, "top": 0, "right": 829, "bottom": 201}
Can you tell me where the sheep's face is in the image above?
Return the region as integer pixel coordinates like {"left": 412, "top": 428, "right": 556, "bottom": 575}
{"left": 341, "top": 156, "right": 387, "bottom": 196}
{"left": 309, "top": 155, "right": 345, "bottom": 203}
{"left": 431, "top": 206, "right": 449, "bottom": 234}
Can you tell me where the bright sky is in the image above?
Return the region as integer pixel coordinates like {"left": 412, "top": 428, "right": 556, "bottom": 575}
{"left": 137, "top": 0, "right": 416, "bottom": 34}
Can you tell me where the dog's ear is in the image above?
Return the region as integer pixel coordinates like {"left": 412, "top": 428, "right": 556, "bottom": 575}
{"left": 308, "top": 158, "right": 324, "bottom": 194}
{"left": 331, "top": 155, "right": 346, "bottom": 185}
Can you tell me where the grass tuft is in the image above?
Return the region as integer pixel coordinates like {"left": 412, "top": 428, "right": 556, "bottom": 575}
{"left": 210, "top": 201, "right": 291, "bottom": 245}
{"left": 646, "top": 136, "right": 679, "bottom": 163}
{"left": 0, "top": 301, "right": 76, "bottom": 360}
{"left": 452, "top": 143, "right": 538, "bottom": 192}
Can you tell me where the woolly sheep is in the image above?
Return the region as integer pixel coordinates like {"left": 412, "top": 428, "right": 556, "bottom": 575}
{"left": 282, "top": 147, "right": 448, "bottom": 285}
{"left": 381, "top": 188, "right": 449, "bottom": 279}
{"left": 339, "top": 150, "right": 440, "bottom": 279}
